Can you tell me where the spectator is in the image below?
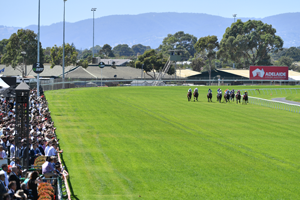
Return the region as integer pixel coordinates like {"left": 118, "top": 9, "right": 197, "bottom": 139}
{"left": 29, "top": 143, "right": 41, "bottom": 166}
{"left": 8, "top": 167, "right": 20, "bottom": 191}
{"left": 0, "top": 146, "right": 6, "bottom": 160}
{"left": 0, "top": 165, "right": 8, "bottom": 190}
{"left": 37, "top": 140, "right": 45, "bottom": 155}
{"left": 27, "top": 172, "right": 40, "bottom": 200}
{"left": 8, "top": 181, "right": 16, "bottom": 199}
{"left": 0, "top": 171, "right": 7, "bottom": 199}
{"left": 48, "top": 143, "right": 63, "bottom": 157}
{"left": 0, "top": 136, "right": 7, "bottom": 151}
{"left": 44, "top": 141, "right": 51, "bottom": 156}
{"left": 42, "top": 157, "right": 56, "bottom": 178}
{"left": 9, "top": 140, "right": 15, "bottom": 159}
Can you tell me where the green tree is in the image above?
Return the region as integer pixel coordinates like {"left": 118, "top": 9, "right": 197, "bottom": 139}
{"left": 50, "top": 43, "right": 78, "bottom": 68}
{"left": 77, "top": 59, "right": 89, "bottom": 69}
{"left": 0, "top": 39, "right": 9, "bottom": 64}
{"left": 194, "top": 35, "right": 219, "bottom": 83}
{"left": 43, "top": 47, "right": 51, "bottom": 63}
{"left": 218, "top": 19, "right": 283, "bottom": 67}
{"left": 0, "top": 39, "right": 8, "bottom": 55}
{"left": 99, "top": 44, "right": 114, "bottom": 57}
{"left": 113, "top": 44, "right": 134, "bottom": 57}
{"left": 271, "top": 47, "right": 300, "bottom": 62}
{"left": 190, "top": 57, "right": 206, "bottom": 72}
{"left": 1, "top": 29, "right": 44, "bottom": 76}
{"left": 132, "top": 44, "right": 151, "bottom": 56}
{"left": 274, "top": 56, "right": 294, "bottom": 68}
{"left": 135, "top": 49, "right": 172, "bottom": 78}
{"left": 158, "top": 31, "right": 197, "bottom": 59}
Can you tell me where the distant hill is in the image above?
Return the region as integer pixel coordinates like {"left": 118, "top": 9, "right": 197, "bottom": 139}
{"left": 0, "top": 12, "right": 300, "bottom": 49}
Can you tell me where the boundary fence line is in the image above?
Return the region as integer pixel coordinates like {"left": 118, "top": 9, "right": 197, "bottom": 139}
{"left": 238, "top": 88, "right": 300, "bottom": 96}
{"left": 33, "top": 79, "right": 300, "bottom": 91}
{"left": 248, "top": 96, "right": 300, "bottom": 113}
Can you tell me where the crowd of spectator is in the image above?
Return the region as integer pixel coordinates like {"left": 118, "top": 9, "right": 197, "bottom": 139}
{"left": 0, "top": 88, "right": 64, "bottom": 200}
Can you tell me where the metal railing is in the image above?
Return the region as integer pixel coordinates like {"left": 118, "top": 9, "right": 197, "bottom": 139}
{"left": 238, "top": 88, "right": 300, "bottom": 96}
{"left": 249, "top": 96, "right": 300, "bottom": 113}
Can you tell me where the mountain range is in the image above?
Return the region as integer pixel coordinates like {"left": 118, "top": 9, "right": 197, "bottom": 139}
{"left": 1, "top": 12, "right": 300, "bottom": 49}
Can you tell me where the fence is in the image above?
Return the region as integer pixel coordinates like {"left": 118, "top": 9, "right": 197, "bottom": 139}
{"left": 238, "top": 88, "right": 300, "bottom": 96}
{"left": 248, "top": 96, "right": 300, "bottom": 113}
{"left": 33, "top": 79, "right": 300, "bottom": 91}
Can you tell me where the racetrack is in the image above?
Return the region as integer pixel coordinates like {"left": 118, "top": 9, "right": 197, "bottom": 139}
{"left": 46, "top": 86, "right": 300, "bottom": 199}
{"left": 272, "top": 97, "right": 300, "bottom": 105}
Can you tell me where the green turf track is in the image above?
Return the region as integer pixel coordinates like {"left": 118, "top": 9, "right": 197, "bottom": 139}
{"left": 46, "top": 86, "right": 300, "bottom": 200}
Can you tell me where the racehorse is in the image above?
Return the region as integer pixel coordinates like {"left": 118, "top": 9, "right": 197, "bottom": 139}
{"left": 207, "top": 92, "right": 212, "bottom": 102}
{"left": 224, "top": 93, "right": 230, "bottom": 103}
{"left": 193, "top": 91, "right": 199, "bottom": 102}
{"left": 243, "top": 93, "right": 248, "bottom": 104}
{"left": 187, "top": 91, "right": 192, "bottom": 101}
{"left": 230, "top": 91, "right": 235, "bottom": 102}
{"left": 217, "top": 93, "right": 222, "bottom": 103}
{"left": 236, "top": 93, "right": 241, "bottom": 104}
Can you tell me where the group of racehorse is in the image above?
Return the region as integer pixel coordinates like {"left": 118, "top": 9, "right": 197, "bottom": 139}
{"left": 187, "top": 88, "right": 249, "bottom": 104}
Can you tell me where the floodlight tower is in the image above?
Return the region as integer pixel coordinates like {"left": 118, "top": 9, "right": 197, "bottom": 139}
{"left": 63, "top": 0, "right": 67, "bottom": 88}
{"left": 91, "top": 8, "right": 97, "bottom": 58}
{"left": 233, "top": 14, "right": 237, "bottom": 22}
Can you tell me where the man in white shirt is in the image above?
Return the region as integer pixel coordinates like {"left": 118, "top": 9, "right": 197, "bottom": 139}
{"left": 48, "top": 143, "right": 63, "bottom": 157}
{"left": 0, "top": 145, "right": 6, "bottom": 159}
{"left": 10, "top": 139, "right": 15, "bottom": 158}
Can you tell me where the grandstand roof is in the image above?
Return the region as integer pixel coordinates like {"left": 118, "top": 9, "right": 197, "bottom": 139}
{"left": 64, "top": 66, "right": 175, "bottom": 79}
{"left": 0, "top": 64, "right": 75, "bottom": 77}
{"left": 176, "top": 69, "right": 201, "bottom": 78}
{"left": 218, "top": 69, "right": 250, "bottom": 78}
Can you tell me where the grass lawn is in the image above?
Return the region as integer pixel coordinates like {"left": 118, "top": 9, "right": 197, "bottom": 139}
{"left": 46, "top": 86, "right": 300, "bottom": 199}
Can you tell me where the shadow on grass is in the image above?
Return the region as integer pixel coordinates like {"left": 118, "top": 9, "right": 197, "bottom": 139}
{"left": 60, "top": 152, "right": 80, "bottom": 200}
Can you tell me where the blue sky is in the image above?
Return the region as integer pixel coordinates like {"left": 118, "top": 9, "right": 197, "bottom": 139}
{"left": 1, "top": 0, "right": 299, "bottom": 27}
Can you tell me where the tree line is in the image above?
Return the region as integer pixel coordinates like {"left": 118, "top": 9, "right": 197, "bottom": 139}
{"left": 1, "top": 19, "right": 300, "bottom": 78}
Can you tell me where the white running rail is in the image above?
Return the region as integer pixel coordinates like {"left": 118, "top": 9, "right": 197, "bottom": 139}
{"left": 152, "top": 58, "right": 171, "bottom": 86}
{"left": 249, "top": 96, "right": 300, "bottom": 113}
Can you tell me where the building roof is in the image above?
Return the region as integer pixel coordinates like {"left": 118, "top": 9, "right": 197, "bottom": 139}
{"left": 176, "top": 69, "right": 201, "bottom": 78}
{"left": 218, "top": 69, "right": 250, "bottom": 78}
{"left": 90, "top": 58, "right": 132, "bottom": 66}
{"left": 64, "top": 66, "right": 175, "bottom": 79}
{"left": 0, "top": 64, "right": 75, "bottom": 77}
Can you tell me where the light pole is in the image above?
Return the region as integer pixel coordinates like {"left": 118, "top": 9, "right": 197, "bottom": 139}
{"left": 233, "top": 14, "right": 237, "bottom": 22}
{"left": 91, "top": 8, "right": 97, "bottom": 58}
{"left": 37, "top": 0, "right": 41, "bottom": 96}
{"left": 21, "top": 51, "right": 26, "bottom": 77}
{"left": 63, "top": 0, "right": 67, "bottom": 88}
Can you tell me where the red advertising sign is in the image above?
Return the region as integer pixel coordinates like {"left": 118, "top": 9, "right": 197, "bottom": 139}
{"left": 249, "top": 66, "right": 289, "bottom": 80}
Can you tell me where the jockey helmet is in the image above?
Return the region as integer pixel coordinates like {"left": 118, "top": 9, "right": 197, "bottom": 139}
{"left": 245, "top": 91, "right": 247, "bottom": 92}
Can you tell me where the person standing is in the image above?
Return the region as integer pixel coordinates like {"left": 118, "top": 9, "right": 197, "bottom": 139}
{"left": 8, "top": 166, "right": 20, "bottom": 191}
{"left": 0, "top": 164, "right": 8, "bottom": 190}
{"left": 0, "top": 171, "right": 7, "bottom": 199}
{"left": 8, "top": 181, "right": 16, "bottom": 199}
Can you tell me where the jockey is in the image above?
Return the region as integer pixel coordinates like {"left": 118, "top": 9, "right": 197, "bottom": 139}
{"left": 194, "top": 88, "right": 198, "bottom": 92}
{"left": 217, "top": 88, "right": 220, "bottom": 93}
{"left": 208, "top": 88, "right": 212, "bottom": 93}
{"left": 244, "top": 91, "right": 248, "bottom": 95}
{"left": 218, "top": 89, "right": 222, "bottom": 95}
{"left": 188, "top": 88, "right": 192, "bottom": 92}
